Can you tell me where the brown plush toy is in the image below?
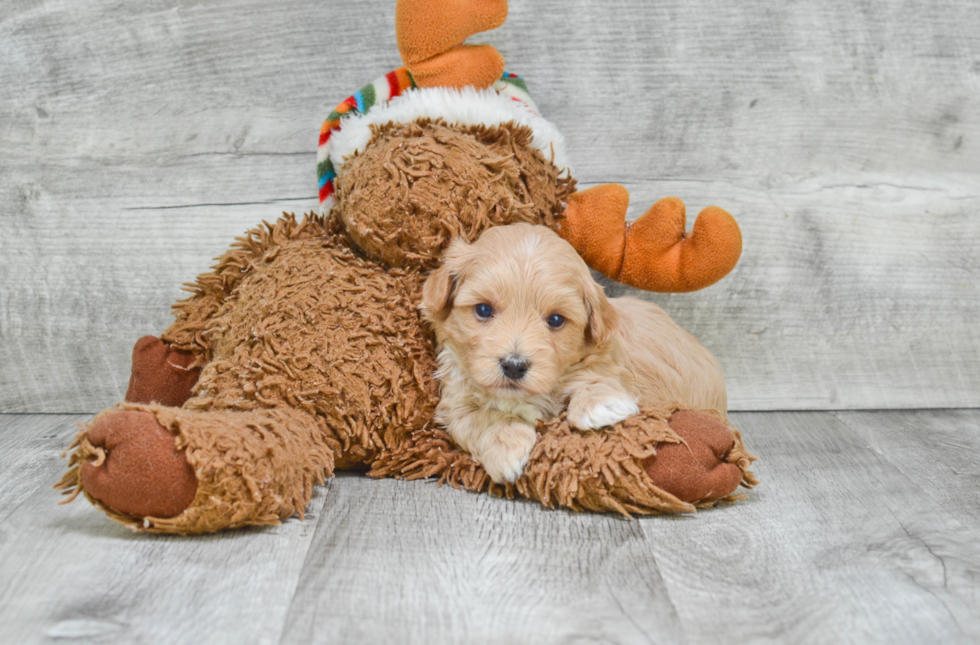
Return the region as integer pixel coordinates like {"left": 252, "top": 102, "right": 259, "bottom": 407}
{"left": 57, "top": 0, "right": 756, "bottom": 534}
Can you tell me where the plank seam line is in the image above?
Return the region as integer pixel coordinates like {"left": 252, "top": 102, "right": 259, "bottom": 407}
{"left": 122, "top": 197, "right": 318, "bottom": 211}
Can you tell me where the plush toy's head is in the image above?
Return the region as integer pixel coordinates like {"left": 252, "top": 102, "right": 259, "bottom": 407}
{"left": 320, "top": 80, "right": 575, "bottom": 269}
{"left": 315, "top": 0, "right": 742, "bottom": 290}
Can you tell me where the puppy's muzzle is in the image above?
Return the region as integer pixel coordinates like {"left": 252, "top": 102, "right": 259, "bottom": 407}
{"left": 499, "top": 355, "right": 530, "bottom": 382}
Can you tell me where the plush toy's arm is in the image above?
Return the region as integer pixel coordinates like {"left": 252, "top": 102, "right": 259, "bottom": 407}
{"left": 557, "top": 184, "right": 743, "bottom": 293}
{"left": 396, "top": 0, "right": 508, "bottom": 89}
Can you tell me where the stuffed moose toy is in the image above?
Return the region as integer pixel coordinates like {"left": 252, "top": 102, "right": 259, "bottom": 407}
{"left": 58, "top": 0, "right": 757, "bottom": 534}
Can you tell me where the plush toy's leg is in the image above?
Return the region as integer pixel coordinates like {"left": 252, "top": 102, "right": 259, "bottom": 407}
{"left": 369, "top": 425, "right": 495, "bottom": 491}
{"left": 57, "top": 404, "right": 336, "bottom": 534}
{"left": 372, "top": 408, "right": 757, "bottom": 515}
{"left": 125, "top": 336, "right": 201, "bottom": 407}
{"left": 517, "top": 407, "right": 756, "bottom": 515}
{"left": 160, "top": 214, "right": 325, "bottom": 361}
{"left": 397, "top": 0, "right": 508, "bottom": 89}
{"left": 558, "top": 185, "right": 743, "bottom": 293}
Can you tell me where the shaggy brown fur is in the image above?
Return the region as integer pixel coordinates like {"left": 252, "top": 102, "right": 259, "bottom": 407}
{"left": 336, "top": 119, "right": 575, "bottom": 268}
{"left": 59, "top": 403, "right": 335, "bottom": 533}
{"left": 58, "top": 117, "right": 756, "bottom": 534}
{"left": 184, "top": 228, "right": 438, "bottom": 467}
{"left": 373, "top": 406, "right": 757, "bottom": 516}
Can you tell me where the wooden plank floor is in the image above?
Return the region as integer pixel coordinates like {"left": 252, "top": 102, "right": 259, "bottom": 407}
{"left": 1, "top": 411, "right": 978, "bottom": 644}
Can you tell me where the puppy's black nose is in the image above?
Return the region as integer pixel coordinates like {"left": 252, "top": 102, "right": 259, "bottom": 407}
{"left": 500, "top": 355, "right": 530, "bottom": 381}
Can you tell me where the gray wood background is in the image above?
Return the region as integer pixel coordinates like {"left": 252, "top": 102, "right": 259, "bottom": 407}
{"left": 1, "top": 0, "right": 978, "bottom": 413}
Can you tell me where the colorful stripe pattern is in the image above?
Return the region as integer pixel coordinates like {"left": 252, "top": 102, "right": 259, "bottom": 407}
{"left": 317, "top": 67, "right": 415, "bottom": 209}
{"left": 317, "top": 69, "right": 539, "bottom": 213}
{"left": 492, "top": 72, "right": 539, "bottom": 114}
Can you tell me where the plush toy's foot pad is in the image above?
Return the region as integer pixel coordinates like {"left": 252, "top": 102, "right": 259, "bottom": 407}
{"left": 644, "top": 410, "right": 745, "bottom": 503}
{"left": 125, "top": 336, "right": 201, "bottom": 407}
{"left": 80, "top": 410, "right": 197, "bottom": 518}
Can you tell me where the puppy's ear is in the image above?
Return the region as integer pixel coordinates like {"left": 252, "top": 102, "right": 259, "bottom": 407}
{"left": 582, "top": 277, "right": 619, "bottom": 347}
{"left": 421, "top": 237, "right": 472, "bottom": 321}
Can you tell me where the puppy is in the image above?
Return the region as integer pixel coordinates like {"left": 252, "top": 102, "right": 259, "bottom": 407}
{"left": 421, "top": 223, "right": 727, "bottom": 483}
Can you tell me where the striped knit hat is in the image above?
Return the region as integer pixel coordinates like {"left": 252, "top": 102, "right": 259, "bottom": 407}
{"left": 317, "top": 68, "right": 568, "bottom": 214}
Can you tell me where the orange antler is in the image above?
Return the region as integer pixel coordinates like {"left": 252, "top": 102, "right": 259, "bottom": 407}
{"left": 558, "top": 185, "right": 743, "bottom": 293}
{"left": 396, "top": 0, "right": 508, "bottom": 89}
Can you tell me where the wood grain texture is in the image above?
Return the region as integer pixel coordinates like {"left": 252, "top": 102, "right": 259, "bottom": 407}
{"left": 0, "top": 414, "right": 329, "bottom": 645}
{"left": 277, "top": 410, "right": 980, "bottom": 644}
{"left": 0, "top": 414, "right": 89, "bottom": 524}
{"left": 1, "top": 0, "right": 978, "bottom": 412}
{"left": 650, "top": 411, "right": 980, "bottom": 644}
{"left": 2, "top": 411, "right": 980, "bottom": 643}
{"left": 831, "top": 409, "right": 980, "bottom": 530}
{"left": 280, "top": 474, "right": 686, "bottom": 645}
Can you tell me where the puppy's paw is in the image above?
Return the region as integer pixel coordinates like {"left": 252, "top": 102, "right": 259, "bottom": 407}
{"left": 568, "top": 395, "right": 640, "bottom": 431}
{"left": 476, "top": 420, "right": 537, "bottom": 484}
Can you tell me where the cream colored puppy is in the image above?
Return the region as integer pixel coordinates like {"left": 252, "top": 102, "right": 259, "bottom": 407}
{"left": 421, "top": 223, "right": 727, "bottom": 483}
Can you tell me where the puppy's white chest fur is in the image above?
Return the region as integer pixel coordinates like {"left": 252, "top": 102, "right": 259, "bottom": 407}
{"left": 432, "top": 346, "right": 559, "bottom": 484}
{"left": 434, "top": 348, "right": 559, "bottom": 423}
{"left": 486, "top": 397, "right": 544, "bottom": 424}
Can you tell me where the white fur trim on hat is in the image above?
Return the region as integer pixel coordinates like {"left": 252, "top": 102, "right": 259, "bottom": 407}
{"left": 328, "top": 86, "right": 569, "bottom": 178}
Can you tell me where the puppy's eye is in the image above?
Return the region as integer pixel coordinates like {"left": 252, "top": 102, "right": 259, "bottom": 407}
{"left": 546, "top": 313, "right": 565, "bottom": 329}
{"left": 474, "top": 303, "right": 494, "bottom": 320}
